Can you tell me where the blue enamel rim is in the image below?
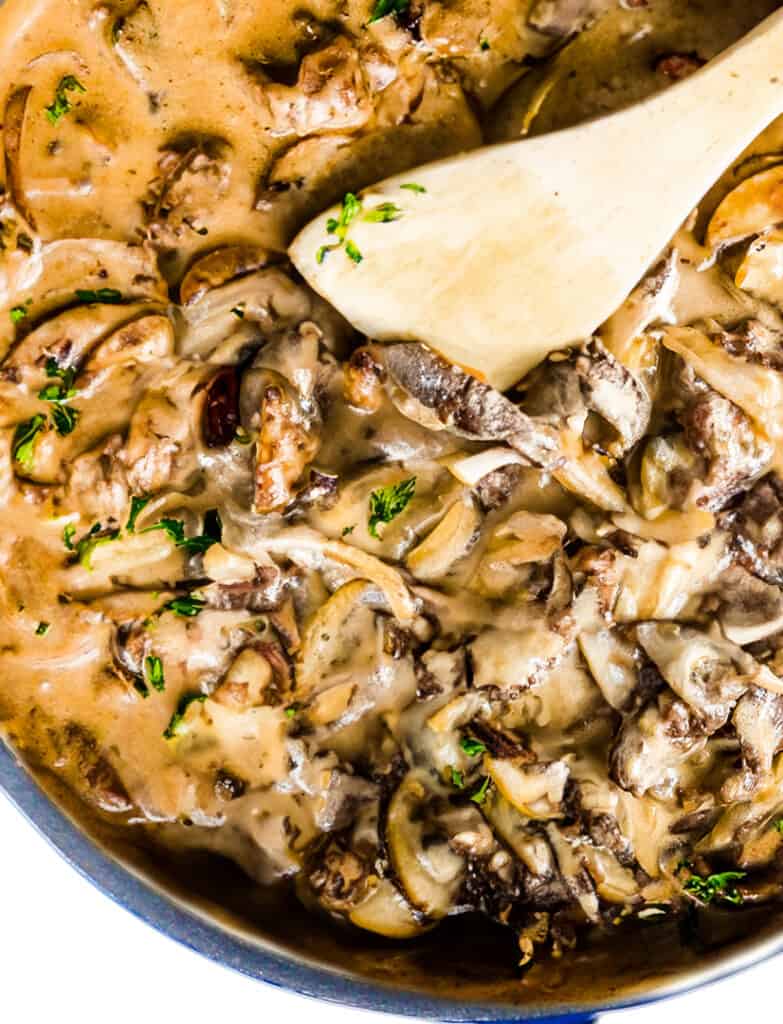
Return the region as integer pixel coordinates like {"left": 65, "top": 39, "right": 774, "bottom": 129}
{"left": 2, "top": 738, "right": 782, "bottom": 1022}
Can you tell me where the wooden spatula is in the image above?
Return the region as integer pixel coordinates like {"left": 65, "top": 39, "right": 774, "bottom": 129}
{"left": 290, "top": 9, "right": 783, "bottom": 390}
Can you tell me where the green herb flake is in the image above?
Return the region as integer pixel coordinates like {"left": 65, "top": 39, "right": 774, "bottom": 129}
{"left": 63, "top": 524, "right": 77, "bottom": 550}
{"left": 35, "top": 621, "right": 50, "bottom": 637}
{"left": 38, "top": 382, "right": 76, "bottom": 402}
{"left": 364, "top": 202, "right": 403, "bottom": 223}
{"left": 74, "top": 287, "right": 123, "bottom": 305}
{"left": 460, "top": 737, "right": 487, "bottom": 757}
{"left": 12, "top": 414, "right": 46, "bottom": 471}
{"left": 682, "top": 869, "right": 746, "bottom": 905}
{"left": 470, "top": 776, "right": 491, "bottom": 805}
{"left": 284, "top": 703, "right": 304, "bottom": 719}
{"left": 368, "top": 476, "right": 416, "bottom": 539}
{"left": 341, "top": 524, "right": 355, "bottom": 537}
{"left": 75, "top": 523, "right": 121, "bottom": 570}
{"left": 775, "top": 818, "right": 783, "bottom": 835}
{"left": 126, "top": 495, "right": 150, "bottom": 532}
{"left": 345, "top": 240, "right": 363, "bottom": 264}
{"left": 10, "top": 305, "right": 28, "bottom": 324}
{"left": 50, "top": 402, "right": 79, "bottom": 436}
{"left": 145, "top": 655, "right": 166, "bottom": 693}
{"left": 164, "top": 594, "right": 207, "bottom": 618}
{"left": 234, "top": 427, "right": 253, "bottom": 446}
{"left": 143, "top": 517, "right": 217, "bottom": 554}
{"left": 450, "top": 767, "right": 464, "bottom": 789}
{"left": 368, "top": 0, "right": 409, "bottom": 24}
{"left": 163, "top": 692, "right": 207, "bottom": 740}
{"left": 480, "top": 37, "right": 490, "bottom": 50}
{"left": 45, "top": 75, "right": 87, "bottom": 125}
{"left": 316, "top": 192, "right": 364, "bottom": 263}
{"left": 400, "top": 183, "right": 426, "bottom": 194}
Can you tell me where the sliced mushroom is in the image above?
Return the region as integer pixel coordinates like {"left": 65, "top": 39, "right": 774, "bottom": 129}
{"left": 386, "top": 772, "right": 466, "bottom": 919}
{"left": 383, "top": 342, "right": 561, "bottom": 469}
{"left": 485, "top": 757, "right": 569, "bottom": 820}
{"left": 707, "top": 165, "right": 783, "bottom": 250}
{"left": 406, "top": 494, "right": 481, "bottom": 583}
{"left": 180, "top": 246, "right": 278, "bottom": 306}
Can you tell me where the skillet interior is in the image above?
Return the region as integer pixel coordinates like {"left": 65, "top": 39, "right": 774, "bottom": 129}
{"left": 3, "top": 0, "right": 783, "bottom": 1015}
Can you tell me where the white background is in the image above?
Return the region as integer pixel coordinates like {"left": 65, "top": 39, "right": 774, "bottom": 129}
{"left": 0, "top": 791, "right": 773, "bottom": 1024}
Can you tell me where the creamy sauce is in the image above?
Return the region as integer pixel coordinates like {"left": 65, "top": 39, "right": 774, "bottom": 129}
{"left": 2, "top": 0, "right": 783, "bottom": 968}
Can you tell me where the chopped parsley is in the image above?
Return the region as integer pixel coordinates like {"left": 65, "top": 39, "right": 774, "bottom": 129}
{"left": 284, "top": 702, "right": 304, "bottom": 719}
{"left": 145, "top": 655, "right": 166, "bottom": 693}
{"left": 74, "top": 287, "right": 123, "bottom": 304}
{"left": 35, "top": 621, "right": 50, "bottom": 637}
{"left": 10, "top": 305, "right": 29, "bottom": 324}
{"left": 50, "top": 402, "right": 79, "bottom": 436}
{"left": 368, "top": 0, "right": 409, "bottom": 23}
{"left": 126, "top": 495, "right": 151, "bottom": 532}
{"left": 63, "top": 524, "right": 77, "bottom": 550}
{"left": 142, "top": 517, "right": 218, "bottom": 554}
{"left": 317, "top": 191, "right": 363, "bottom": 264}
{"left": 163, "top": 692, "right": 207, "bottom": 740}
{"left": 45, "top": 75, "right": 86, "bottom": 125}
{"left": 73, "top": 523, "right": 121, "bottom": 569}
{"left": 480, "top": 37, "right": 490, "bottom": 50}
{"left": 164, "top": 594, "right": 206, "bottom": 618}
{"left": 682, "top": 868, "right": 746, "bottom": 905}
{"left": 450, "top": 767, "right": 464, "bottom": 789}
{"left": 460, "top": 737, "right": 487, "bottom": 757}
{"left": 400, "top": 183, "right": 426, "bottom": 194}
{"left": 38, "top": 359, "right": 79, "bottom": 433}
{"left": 344, "top": 240, "right": 363, "bottom": 264}
{"left": 12, "top": 414, "right": 46, "bottom": 471}
{"left": 470, "top": 777, "right": 491, "bottom": 805}
{"left": 775, "top": 818, "right": 783, "bottom": 835}
{"left": 341, "top": 524, "right": 356, "bottom": 537}
{"left": 368, "top": 477, "right": 416, "bottom": 539}
{"left": 363, "top": 202, "right": 402, "bottom": 223}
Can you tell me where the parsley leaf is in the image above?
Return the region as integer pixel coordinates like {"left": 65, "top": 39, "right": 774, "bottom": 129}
{"left": 368, "top": 477, "right": 416, "bottom": 539}
{"left": 74, "top": 288, "right": 123, "bottom": 305}
{"left": 126, "top": 495, "right": 150, "bottom": 533}
{"left": 10, "top": 305, "right": 29, "bottom": 324}
{"left": 470, "top": 776, "right": 491, "bottom": 805}
{"left": 50, "top": 402, "right": 79, "bottom": 436}
{"left": 682, "top": 869, "right": 746, "bottom": 905}
{"left": 45, "top": 75, "right": 86, "bottom": 125}
{"left": 164, "top": 595, "right": 206, "bottom": 618}
{"left": 63, "top": 524, "right": 77, "bottom": 550}
{"left": 284, "top": 702, "right": 304, "bottom": 719}
{"left": 480, "top": 37, "right": 490, "bottom": 50}
{"left": 400, "top": 183, "right": 426, "bottom": 194}
{"left": 35, "top": 621, "right": 50, "bottom": 636}
{"left": 145, "top": 655, "right": 165, "bottom": 692}
{"left": 345, "top": 240, "right": 363, "bottom": 264}
{"left": 143, "top": 517, "right": 218, "bottom": 554}
{"left": 163, "top": 692, "right": 206, "bottom": 739}
{"left": 44, "top": 358, "right": 77, "bottom": 390}
{"left": 12, "top": 414, "right": 46, "bottom": 471}
{"left": 368, "top": 0, "right": 409, "bottom": 23}
{"left": 460, "top": 737, "right": 487, "bottom": 757}
{"left": 317, "top": 192, "right": 363, "bottom": 263}
{"left": 74, "top": 523, "right": 121, "bottom": 569}
{"left": 450, "top": 767, "right": 464, "bottom": 789}
{"left": 364, "top": 202, "right": 402, "bottom": 223}
{"left": 38, "top": 382, "right": 76, "bottom": 402}
{"left": 775, "top": 818, "right": 783, "bottom": 835}
{"left": 341, "top": 524, "right": 356, "bottom": 537}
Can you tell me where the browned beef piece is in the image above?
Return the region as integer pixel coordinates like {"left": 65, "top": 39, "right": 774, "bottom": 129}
{"left": 722, "top": 473, "right": 783, "bottom": 586}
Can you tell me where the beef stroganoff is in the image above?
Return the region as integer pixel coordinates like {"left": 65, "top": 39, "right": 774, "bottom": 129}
{"left": 2, "top": 0, "right": 783, "bottom": 968}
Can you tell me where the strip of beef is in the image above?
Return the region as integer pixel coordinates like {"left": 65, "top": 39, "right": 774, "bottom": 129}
{"left": 722, "top": 473, "right": 783, "bottom": 586}
{"left": 610, "top": 691, "right": 709, "bottom": 798}
{"left": 383, "top": 343, "right": 561, "bottom": 469}
{"left": 721, "top": 686, "right": 783, "bottom": 801}
{"left": 520, "top": 340, "right": 651, "bottom": 454}
{"left": 200, "top": 566, "right": 286, "bottom": 612}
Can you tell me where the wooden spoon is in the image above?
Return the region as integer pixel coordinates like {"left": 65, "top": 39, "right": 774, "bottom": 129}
{"left": 290, "top": 9, "right": 783, "bottom": 390}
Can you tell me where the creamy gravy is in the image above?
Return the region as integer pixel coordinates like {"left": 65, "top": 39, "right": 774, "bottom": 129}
{"left": 2, "top": 0, "right": 783, "bottom": 966}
